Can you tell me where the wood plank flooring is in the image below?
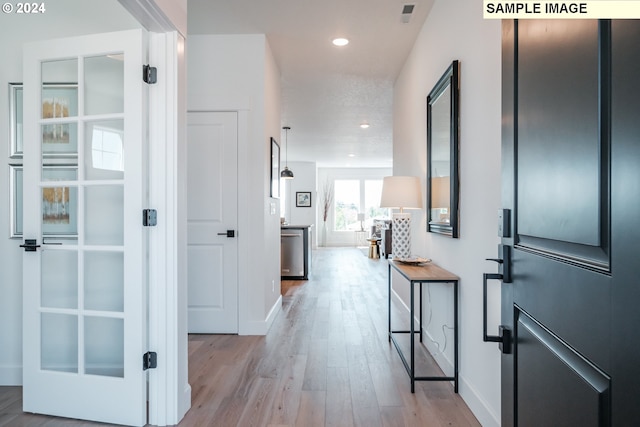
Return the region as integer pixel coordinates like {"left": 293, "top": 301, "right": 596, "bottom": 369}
{"left": 0, "top": 247, "right": 480, "bottom": 427}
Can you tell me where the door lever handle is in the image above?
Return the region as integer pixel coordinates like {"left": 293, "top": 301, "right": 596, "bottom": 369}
{"left": 217, "top": 230, "right": 235, "bottom": 238}
{"left": 20, "top": 239, "right": 41, "bottom": 252}
{"left": 485, "top": 245, "right": 511, "bottom": 283}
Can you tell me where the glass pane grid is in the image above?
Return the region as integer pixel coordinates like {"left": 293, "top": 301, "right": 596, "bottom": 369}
{"left": 38, "top": 55, "right": 128, "bottom": 380}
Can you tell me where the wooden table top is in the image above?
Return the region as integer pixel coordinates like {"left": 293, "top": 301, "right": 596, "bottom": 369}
{"left": 389, "top": 259, "right": 459, "bottom": 282}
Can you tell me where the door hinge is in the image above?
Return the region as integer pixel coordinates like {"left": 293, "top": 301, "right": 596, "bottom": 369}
{"left": 143, "top": 209, "right": 157, "bottom": 227}
{"left": 143, "top": 64, "right": 157, "bottom": 84}
{"left": 143, "top": 351, "right": 157, "bottom": 370}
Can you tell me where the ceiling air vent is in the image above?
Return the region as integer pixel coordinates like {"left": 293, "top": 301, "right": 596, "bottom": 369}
{"left": 402, "top": 4, "right": 415, "bottom": 23}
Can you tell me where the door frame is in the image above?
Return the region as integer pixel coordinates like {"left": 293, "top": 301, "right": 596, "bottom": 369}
{"left": 146, "top": 31, "right": 190, "bottom": 426}
{"left": 118, "top": 2, "right": 190, "bottom": 425}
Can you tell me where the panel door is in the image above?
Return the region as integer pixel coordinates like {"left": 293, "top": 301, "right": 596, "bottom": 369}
{"left": 21, "top": 30, "right": 148, "bottom": 426}
{"left": 500, "top": 20, "right": 640, "bottom": 426}
{"left": 187, "top": 111, "right": 239, "bottom": 333}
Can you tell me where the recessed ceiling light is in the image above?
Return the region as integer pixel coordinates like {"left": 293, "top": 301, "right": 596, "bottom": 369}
{"left": 348, "top": 153, "right": 356, "bottom": 158}
{"left": 332, "top": 38, "right": 349, "bottom": 47}
{"left": 360, "top": 122, "right": 370, "bottom": 129}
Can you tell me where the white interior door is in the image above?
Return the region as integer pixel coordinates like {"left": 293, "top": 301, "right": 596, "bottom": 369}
{"left": 187, "top": 112, "right": 239, "bottom": 333}
{"left": 21, "top": 30, "right": 148, "bottom": 426}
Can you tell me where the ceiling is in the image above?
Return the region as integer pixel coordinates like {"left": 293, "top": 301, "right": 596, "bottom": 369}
{"left": 187, "top": 0, "right": 434, "bottom": 168}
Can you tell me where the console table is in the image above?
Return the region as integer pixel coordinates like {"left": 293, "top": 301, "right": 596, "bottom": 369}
{"left": 388, "top": 259, "right": 459, "bottom": 393}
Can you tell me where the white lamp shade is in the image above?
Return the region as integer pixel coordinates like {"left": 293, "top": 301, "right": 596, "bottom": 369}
{"left": 380, "top": 176, "right": 423, "bottom": 210}
{"left": 357, "top": 213, "right": 365, "bottom": 221}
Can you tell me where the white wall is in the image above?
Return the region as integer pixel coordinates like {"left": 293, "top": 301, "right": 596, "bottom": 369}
{"left": 187, "top": 34, "right": 282, "bottom": 335}
{"left": 0, "top": 1, "right": 141, "bottom": 386}
{"left": 282, "top": 161, "right": 317, "bottom": 231}
{"left": 263, "top": 39, "right": 284, "bottom": 320}
{"left": 393, "top": 1, "right": 502, "bottom": 425}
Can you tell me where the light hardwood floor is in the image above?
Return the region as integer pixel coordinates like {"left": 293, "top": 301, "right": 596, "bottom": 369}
{"left": 0, "top": 247, "right": 480, "bottom": 427}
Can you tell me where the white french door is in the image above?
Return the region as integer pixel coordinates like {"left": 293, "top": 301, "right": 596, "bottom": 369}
{"left": 21, "top": 30, "right": 148, "bottom": 426}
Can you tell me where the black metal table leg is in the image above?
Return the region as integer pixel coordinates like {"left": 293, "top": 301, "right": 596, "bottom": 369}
{"left": 454, "top": 280, "right": 459, "bottom": 393}
{"left": 419, "top": 282, "right": 423, "bottom": 343}
{"left": 410, "top": 279, "right": 415, "bottom": 393}
{"left": 388, "top": 263, "right": 391, "bottom": 342}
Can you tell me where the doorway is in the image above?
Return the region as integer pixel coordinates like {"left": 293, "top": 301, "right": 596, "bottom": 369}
{"left": 187, "top": 111, "right": 239, "bottom": 334}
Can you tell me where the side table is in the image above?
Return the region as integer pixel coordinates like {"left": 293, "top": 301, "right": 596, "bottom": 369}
{"left": 366, "top": 238, "right": 381, "bottom": 259}
{"left": 388, "top": 259, "right": 459, "bottom": 393}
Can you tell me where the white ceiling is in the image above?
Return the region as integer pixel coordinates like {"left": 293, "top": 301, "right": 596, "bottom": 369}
{"left": 187, "top": 0, "right": 434, "bottom": 168}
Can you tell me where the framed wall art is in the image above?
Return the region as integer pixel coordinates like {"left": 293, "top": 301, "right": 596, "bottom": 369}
{"left": 9, "top": 82, "right": 79, "bottom": 159}
{"left": 9, "top": 83, "right": 23, "bottom": 158}
{"left": 296, "top": 191, "right": 311, "bottom": 207}
{"left": 10, "top": 164, "right": 78, "bottom": 238}
{"left": 9, "top": 165, "right": 23, "bottom": 237}
{"left": 270, "top": 137, "right": 280, "bottom": 198}
{"left": 41, "top": 83, "right": 78, "bottom": 158}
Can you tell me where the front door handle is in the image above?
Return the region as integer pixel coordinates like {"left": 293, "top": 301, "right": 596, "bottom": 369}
{"left": 217, "top": 230, "right": 235, "bottom": 238}
{"left": 20, "top": 239, "right": 41, "bottom": 252}
{"left": 483, "top": 272, "right": 511, "bottom": 354}
{"left": 482, "top": 245, "right": 512, "bottom": 354}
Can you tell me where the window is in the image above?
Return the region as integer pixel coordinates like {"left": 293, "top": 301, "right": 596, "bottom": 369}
{"left": 334, "top": 180, "right": 360, "bottom": 231}
{"left": 364, "top": 180, "right": 387, "bottom": 227}
{"left": 333, "top": 179, "right": 389, "bottom": 231}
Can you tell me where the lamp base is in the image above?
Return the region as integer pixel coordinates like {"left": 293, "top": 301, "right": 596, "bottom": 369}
{"left": 392, "top": 213, "right": 411, "bottom": 259}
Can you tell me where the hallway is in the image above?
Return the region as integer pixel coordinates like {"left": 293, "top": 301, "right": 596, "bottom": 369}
{"left": 0, "top": 248, "right": 480, "bottom": 426}
{"left": 181, "top": 248, "right": 479, "bottom": 426}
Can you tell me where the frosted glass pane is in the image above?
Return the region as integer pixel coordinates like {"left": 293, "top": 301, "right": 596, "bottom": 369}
{"left": 84, "top": 55, "right": 124, "bottom": 115}
{"left": 84, "top": 252, "right": 124, "bottom": 312}
{"left": 85, "top": 186, "right": 123, "bottom": 246}
{"left": 85, "top": 317, "right": 124, "bottom": 377}
{"left": 42, "top": 185, "right": 78, "bottom": 237}
{"left": 42, "top": 122, "right": 77, "bottom": 157}
{"left": 42, "top": 60, "right": 78, "bottom": 119}
{"left": 41, "top": 313, "right": 78, "bottom": 373}
{"left": 42, "top": 165, "right": 77, "bottom": 182}
{"left": 41, "top": 250, "right": 77, "bottom": 309}
{"left": 84, "top": 120, "right": 124, "bottom": 180}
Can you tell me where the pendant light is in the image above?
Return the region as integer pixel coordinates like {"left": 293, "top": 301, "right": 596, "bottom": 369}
{"left": 281, "top": 126, "right": 294, "bottom": 179}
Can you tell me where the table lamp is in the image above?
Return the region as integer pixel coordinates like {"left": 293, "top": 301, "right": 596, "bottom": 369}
{"left": 380, "top": 176, "right": 423, "bottom": 259}
{"left": 357, "top": 213, "right": 365, "bottom": 231}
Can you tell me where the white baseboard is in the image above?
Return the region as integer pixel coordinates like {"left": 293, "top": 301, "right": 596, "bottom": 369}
{"left": 458, "top": 375, "right": 500, "bottom": 427}
{"left": 0, "top": 365, "right": 22, "bottom": 385}
{"left": 177, "top": 383, "right": 192, "bottom": 424}
{"left": 240, "top": 295, "right": 282, "bottom": 336}
{"left": 390, "top": 290, "right": 500, "bottom": 427}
